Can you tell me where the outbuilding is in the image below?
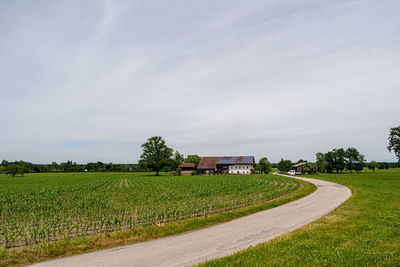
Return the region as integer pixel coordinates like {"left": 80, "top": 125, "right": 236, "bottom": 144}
{"left": 292, "top": 162, "right": 306, "bottom": 175}
{"left": 178, "top": 163, "right": 195, "bottom": 176}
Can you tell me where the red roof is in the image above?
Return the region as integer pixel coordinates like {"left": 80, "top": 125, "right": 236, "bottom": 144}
{"left": 178, "top": 163, "right": 195, "bottom": 168}
{"left": 197, "top": 157, "right": 222, "bottom": 170}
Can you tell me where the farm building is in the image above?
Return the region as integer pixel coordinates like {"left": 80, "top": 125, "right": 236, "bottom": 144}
{"left": 198, "top": 156, "right": 255, "bottom": 175}
{"left": 292, "top": 162, "right": 306, "bottom": 174}
{"left": 197, "top": 157, "right": 221, "bottom": 175}
{"left": 178, "top": 163, "right": 195, "bottom": 176}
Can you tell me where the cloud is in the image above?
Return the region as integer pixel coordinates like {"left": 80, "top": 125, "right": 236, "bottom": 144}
{"left": 0, "top": 0, "right": 399, "bottom": 163}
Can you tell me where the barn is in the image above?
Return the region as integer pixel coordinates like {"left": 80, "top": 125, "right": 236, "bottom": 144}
{"left": 197, "top": 157, "right": 221, "bottom": 175}
{"left": 178, "top": 163, "right": 195, "bottom": 176}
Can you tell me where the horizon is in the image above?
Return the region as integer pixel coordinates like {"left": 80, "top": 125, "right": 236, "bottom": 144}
{"left": 1, "top": 1, "right": 399, "bottom": 163}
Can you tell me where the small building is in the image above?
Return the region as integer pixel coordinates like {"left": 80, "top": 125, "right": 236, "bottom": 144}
{"left": 178, "top": 163, "right": 195, "bottom": 176}
{"left": 292, "top": 162, "right": 306, "bottom": 174}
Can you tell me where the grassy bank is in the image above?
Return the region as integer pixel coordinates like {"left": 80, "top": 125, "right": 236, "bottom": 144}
{"left": 0, "top": 174, "right": 315, "bottom": 266}
{"left": 201, "top": 169, "right": 400, "bottom": 266}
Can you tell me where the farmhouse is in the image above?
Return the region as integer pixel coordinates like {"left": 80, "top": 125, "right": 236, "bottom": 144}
{"left": 198, "top": 156, "right": 255, "bottom": 175}
{"left": 178, "top": 163, "right": 195, "bottom": 176}
{"left": 292, "top": 162, "right": 306, "bottom": 174}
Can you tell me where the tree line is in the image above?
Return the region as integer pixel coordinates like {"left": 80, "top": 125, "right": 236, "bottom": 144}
{"left": 276, "top": 148, "right": 398, "bottom": 174}
{"left": 1, "top": 125, "right": 399, "bottom": 177}
{"left": 0, "top": 160, "right": 150, "bottom": 177}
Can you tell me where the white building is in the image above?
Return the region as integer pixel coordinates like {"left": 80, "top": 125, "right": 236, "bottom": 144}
{"left": 217, "top": 156, "right": 255, "bottom": 174}
{"left": 228, "top": 164, "right": 252, "bottom": 174}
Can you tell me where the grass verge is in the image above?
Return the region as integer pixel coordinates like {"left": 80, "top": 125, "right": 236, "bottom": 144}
{"left": 0, "top": 179, "right": 315, "bottom": 266}
{"left": 200, "top": 170, "right": 400, "bottom": 266}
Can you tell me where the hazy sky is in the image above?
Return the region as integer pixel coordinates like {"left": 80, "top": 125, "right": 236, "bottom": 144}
{"left": 1, "top": 0, "right": 399, "bottom": 163}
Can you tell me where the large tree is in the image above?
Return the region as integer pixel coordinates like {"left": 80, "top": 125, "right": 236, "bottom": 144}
{"left": 256, "top": 157, "right": 272, "bottom": 174}
{"left": 325, "top": 148, "right": 347, "bottom": 173}
{"left": 303, "top": 162, "right": 318, "bottom": 174}
{"left": 316, "top": 152, "right": 328, "bottom": 173}
{"left": 139, "top": 136, "right": 173, "bottom": 176}
{"left": 184, "top": 155, "right": 201, "bottom": 168}
{"left": 6, "top": 164, "right": 19, "bottom": 177}
{"left": 388, "top": 126, "right": 400, "bottom": 162}
{"left": 346, "top": 147, "right": 365, "bottom": 173}
{"left": 277, "top": 158, "right": 293, "bottom": 172}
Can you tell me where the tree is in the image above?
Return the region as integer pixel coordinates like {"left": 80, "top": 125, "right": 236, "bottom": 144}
{"left": 346, "top": 147, "right": 364, "bottom": 173}
{"left": 51, "top": 161, "right": 58, "bottom": 171}
{"left": 256, "top": 157, "right": 272, "bottom": 174}
{"left": 303, "top": 162, "right": 318, "bottom": 174}
{"left": 172, "top": 151, "right": 185, "bottom": 170}
{"left": 277, "top": 158, "right": 293, "bottom": 172}
{"left": 1, "top": 160, "right": 8, "bottom": 168}
{"left": 6, "top": 165, "right": 19, "bottom": 177}
{"left": 139, "top": 136, "right": 174, "bottom": 176}
{"left": 316, "top": 152, "right": 327, "bottom": 173}
{"left": 354, "top": 154, "right": 365, "bottom": 172}
{"left": 388, "top": 126, "right": 400, "bottom": 162}
{"left": 378, "top": 162, "right": 389, "bottom": 169}
{"left": 19, "top": 164, "right": 27, "bottom": 176}
{"left": 368, "top": 161, "right": 378, "bottom": 172}
{"left": 184, "top": 155, "right": 201, "bottom": 168}
{"left": 331, "top": 148, "right": 347, "bottom": 173}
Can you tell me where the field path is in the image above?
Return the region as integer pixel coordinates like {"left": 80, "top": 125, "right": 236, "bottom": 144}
{"left": 32, "top": 174, "right": 351, "bottom": 267}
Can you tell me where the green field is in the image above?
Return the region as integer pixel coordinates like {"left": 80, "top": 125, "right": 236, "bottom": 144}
{"left": 0, "top": 172, "right": 302, "bottom": 249}
{"left": 201, "top": 169, "right": 400, "bottom": 266}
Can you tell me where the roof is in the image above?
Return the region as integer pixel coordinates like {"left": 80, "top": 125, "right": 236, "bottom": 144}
{"left": 293, "top": 162, "right": 307, "bottom": 167}
{"left": 218, "top": 156, "right": 255, "bottom": 165}
{"left": 178, "top": 163, "right": 195, "bottom": 168}
{"left": 197, "top": 157, "right": 222, "bottom": 170}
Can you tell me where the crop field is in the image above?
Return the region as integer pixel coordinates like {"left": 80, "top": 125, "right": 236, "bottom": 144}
{"left": 0, "top": 172, "right": 301, "bottom": 249}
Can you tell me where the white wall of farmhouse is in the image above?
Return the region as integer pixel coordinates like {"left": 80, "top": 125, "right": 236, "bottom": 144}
{"left": 228, "top": 164, "right": 253, "bottom": 174}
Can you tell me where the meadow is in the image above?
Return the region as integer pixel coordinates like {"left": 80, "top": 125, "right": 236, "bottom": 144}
{"left": 202, "top": 169, "right": 400, "bottom": 266}
{"left": 0, "top": 172, "right": 302, "bottom": 249}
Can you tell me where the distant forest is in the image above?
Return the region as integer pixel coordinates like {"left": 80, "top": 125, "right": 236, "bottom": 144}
{"left": 0, "top": 160, "right": 149, "bottom": 174}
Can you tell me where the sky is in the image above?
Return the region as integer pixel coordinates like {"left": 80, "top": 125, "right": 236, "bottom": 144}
{"left": 0, "top": 0, "right": 399, "bottom": 164}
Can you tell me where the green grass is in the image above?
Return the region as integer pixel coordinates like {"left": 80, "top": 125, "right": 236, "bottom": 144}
{"left": 201, "top": 169, "right": 400, "bottom": 266}
{"left": 0, "top": 172, "right": 315, "bottom": 266}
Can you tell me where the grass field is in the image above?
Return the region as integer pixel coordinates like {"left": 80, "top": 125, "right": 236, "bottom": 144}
{"left": 201, "top": 169, "right": 400, "bottom": 266}
{"left": 0, "top": 172, "right": 303, "bottom": 249}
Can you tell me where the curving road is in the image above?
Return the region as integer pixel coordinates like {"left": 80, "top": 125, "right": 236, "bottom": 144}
{"left": 32, "top": 174, "right": 351, "bottom": 267}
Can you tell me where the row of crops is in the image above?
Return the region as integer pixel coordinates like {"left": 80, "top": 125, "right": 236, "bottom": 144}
{"left": 0, "top": 172, "right": 301, "bottom": 248}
